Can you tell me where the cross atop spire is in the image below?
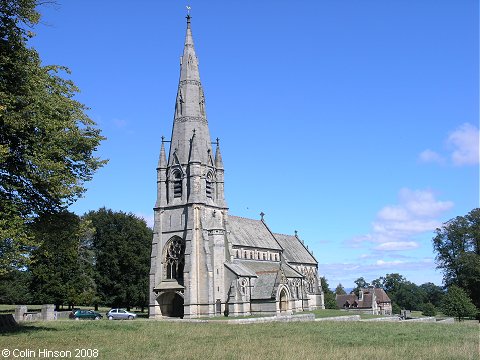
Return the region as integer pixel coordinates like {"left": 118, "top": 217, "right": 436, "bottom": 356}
{"left": 186, "top": 6, "right": 191, "bottom": 27}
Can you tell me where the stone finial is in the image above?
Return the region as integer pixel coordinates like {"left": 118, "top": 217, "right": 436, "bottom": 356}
{"left": 260, "top": 212, "right": 265, "bottom": 221}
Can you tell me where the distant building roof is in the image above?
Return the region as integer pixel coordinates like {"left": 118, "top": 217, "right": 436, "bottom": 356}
{"left": 336, "top": 288, "right": 391, "bottom": 309}
{"left": 372, "top": 288, "right": 391, "bottom": 303}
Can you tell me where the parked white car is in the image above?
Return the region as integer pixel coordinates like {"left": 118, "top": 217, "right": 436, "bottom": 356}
{"left": 106, "top": 308, "right": 137, "bottom": 320}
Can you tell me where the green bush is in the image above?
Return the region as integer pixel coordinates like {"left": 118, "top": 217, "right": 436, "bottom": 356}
{"left": 392, "top": 302, "right": 401, "bottom": 315}
{"left": 421, "top": 303, "right": 437, "bottom": 317}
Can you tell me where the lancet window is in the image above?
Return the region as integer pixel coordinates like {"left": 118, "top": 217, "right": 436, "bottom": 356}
{"left": 206, "top": 172, "right": 213, "bottom": 199}
{"left": 173, "top": 171, "right": 182, "bottom": 198}
{"left": 164, "top": 236, "right": 185, "bottom": 283}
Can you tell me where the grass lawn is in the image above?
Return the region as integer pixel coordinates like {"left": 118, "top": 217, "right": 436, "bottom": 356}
{"left": 0, "top": 319, "right": 478, "bottom": 360}
{"left": 308, "top": 309, "right": 387, "bottom": 319}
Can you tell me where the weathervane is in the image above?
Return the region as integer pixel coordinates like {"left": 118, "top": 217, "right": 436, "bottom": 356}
{"left": 186, "top": 5, "right": 191, "bottom": 16}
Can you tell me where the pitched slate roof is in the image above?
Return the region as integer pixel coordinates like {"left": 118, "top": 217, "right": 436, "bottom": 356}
{"left": 224, "top": 261, "right": 257, "bottom": 277}
{"left": 336, "top": 288, "right": 392, "bottom": 309}
{"left": 227, "top": 260, "right": 303, "bottom": 299}
{"left": 274, "top": 233, "right": 317, "bottom": 265}
{"left": 227, "top": 216, "right": 282, "bottom": 251}
{"left": 251, "top": 272, "right": 277, "bottom": 300}
{"left": 336, "top": 294, "right": 358, "bottom": 308}
{"left": 373, "top": 288, "right": 391, "bottom": 303}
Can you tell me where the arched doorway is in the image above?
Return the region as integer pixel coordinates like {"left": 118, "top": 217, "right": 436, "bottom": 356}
{"left": 279, "top": 288, "right": 288, "bottom": 313}
{"left": 158, "top": 292, "right": 184, "bottom": 318}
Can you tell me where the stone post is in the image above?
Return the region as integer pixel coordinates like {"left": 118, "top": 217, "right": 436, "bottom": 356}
{"left": 41, "top": 304, "right": 55, "bottom": 321}
{"left": 15, "top": 305, "right": 28, "bottom": 322}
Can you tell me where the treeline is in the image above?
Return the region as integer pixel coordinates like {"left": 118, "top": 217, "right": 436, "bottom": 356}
{"left": 321, "top": 208, "right": 479, "bottom": 320}
{"left": 0, "top": 208, "right": 152, "bottom": 311}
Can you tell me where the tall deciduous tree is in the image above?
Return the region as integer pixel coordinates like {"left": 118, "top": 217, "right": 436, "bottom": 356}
{"left": 353, "top": 277, "right": 369, "bottom": 296}
{"left": 433, "top": 208, "right": 480, "bottom": 309}
{"left": 334, "top": 283, "right": 346, "bottom": 295}
{"left": 441, "top": 285, "right": 477, "bottom": 321}
{"left": 84, "top": 208, "right": 152, "bottom": 311}
{"left": 0, "top": 0, "right": 106, "bottom": 274}
{"left": 29, "top": 211, "right": 96, "bottom": 310}
{"left": 420, "top": 282, "right": 444, "bottom": 308}
{"left": 320, "top": 277, "right": 337, "bottom": 309}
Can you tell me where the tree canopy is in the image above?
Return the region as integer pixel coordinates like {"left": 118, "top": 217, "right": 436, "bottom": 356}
{"left": 433, "top": 208, "right": 480, "bottom": 310}
{"left": 29, "top": 211, "right": 97, "bottom": 310}
{"left": 441, "top": 285, "right": 477, "bottom": 320}
{"left": 320, "top": 277, "right": 337, "bottom": 309}
{"left": 334, "top": 283, "right": 346, "bottom": 295}
{"left": 0, "top": 0, "right": 106, "bottom": 274}
{"left": 84, "top": 208, "right": 152, "bottom": 310}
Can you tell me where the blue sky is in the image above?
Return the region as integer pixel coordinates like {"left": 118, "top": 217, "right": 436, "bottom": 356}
{"left": 30, "top": 1, "right": 478, "bottom": 289}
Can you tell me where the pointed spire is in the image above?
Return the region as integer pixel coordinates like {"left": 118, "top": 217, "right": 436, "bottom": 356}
{"left": 215, "top": 138, "right": 224, "bottom": 169}
{"left": 157, "top": 137, "right": 167, "bottom": 169}
{"left": 179, "top": 14, "right": 200, "bottom": 84}
{"left": 168, "top": 14, "right": 213, "bottom": 167}
{"left": 189, "top": 129, "right": 201, "bottom": 164}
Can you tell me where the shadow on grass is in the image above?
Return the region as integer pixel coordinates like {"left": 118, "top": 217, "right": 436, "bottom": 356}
{"left": 0, "top": 324, "right": 57, "bottom": 335}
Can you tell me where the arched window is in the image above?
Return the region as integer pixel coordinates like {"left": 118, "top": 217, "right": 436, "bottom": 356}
{"left": 173, "top": 171, "right": 182, "bottom": 198}
{"left": 164, "top": 237, "right": 185, "bottom": 283}
{"left": 206, "top": 172, "right": 213, "bottom": 199}
{"left": 239, "top": 278, "right": 248, "bottom": 296}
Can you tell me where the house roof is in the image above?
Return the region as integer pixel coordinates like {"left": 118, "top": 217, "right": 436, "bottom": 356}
{"left": 227, "top": 216, "right": 282, "bottom": 251}
{"left": 373, "top": 288, "right": 391, "bottom": 303}
{"left": 274, "top": 233, "right": 317, "bottom": 265}
{"left": 336, "top": 288, "right": 392, "bottom": 309}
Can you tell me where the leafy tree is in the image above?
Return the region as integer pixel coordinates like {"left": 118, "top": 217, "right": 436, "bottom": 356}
{"left": 393, "top": 282, "right": 426, "bottom": 311}
{"left": 320, "top": 277, "right": 337, "bottom": 309}
{"left": 353, "top": 277, "right": 369, "bottom": 296}
{"left": 420, "top": 282, "right": 444, "bottom": 308}
{"left": 335, "top": 283, "right": 346, "bottom": 295}
{"left": 85, "top": 208, "right": 152, "bottom": 311}
{"left": 29, "top": 211, "right": 97, "bottom": 310}
{"left": 0, "top": 269, "right": 32, "bottom": 304}
{"left": 371, "top": 278, "right": 383, "bottom": 288}
{"left": 382, "top": 273, "right": 406, "bottom": 294}
{"left": 0, "top": 0, "right": 106, "bottom": 274}
{"left": 391, "top": 302, "right": 401, "bottom": 315}
{"left": 433, "top": 208, "right": 480, "bottom": 310}
{"left": 441, "top": 285, "right": 477, "bottom": 321}
{"left": 421, "top": 303, "right": 437, "bottom": 317}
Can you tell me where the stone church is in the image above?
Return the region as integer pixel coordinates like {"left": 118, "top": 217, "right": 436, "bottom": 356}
{"left": 149, "top": 15, "right": 324, "bottom": 319}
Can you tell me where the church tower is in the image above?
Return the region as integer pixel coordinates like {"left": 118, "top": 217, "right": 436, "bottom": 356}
{"left": 149, "top": 14, "right": 229, "bottom": 318}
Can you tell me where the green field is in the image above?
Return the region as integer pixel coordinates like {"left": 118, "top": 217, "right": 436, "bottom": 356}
{"left": 0, "top": 319, "right": 478, "bottom": 360}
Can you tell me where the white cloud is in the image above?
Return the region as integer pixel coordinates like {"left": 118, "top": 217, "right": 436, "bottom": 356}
{"left": 348, "top": 188, "right": 453, "bottom": 250}
{"left": 418, "top": 149, "right": 445, "bottom": 164}
{"left": 447, "top": 123, "right": 479, "bottom": 166}
{"left": 374, "top": 241, "right": 419, "bottom": 251}
{"left": 419, "top": 122, "right": 479, "bottom": 166}
{"left": 320, "top": 258, "right": 436, "bottom": 286}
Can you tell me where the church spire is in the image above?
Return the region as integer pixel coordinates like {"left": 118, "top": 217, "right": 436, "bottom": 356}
{"left": 168, "top": 14, "right": 213, "bottom": 168}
